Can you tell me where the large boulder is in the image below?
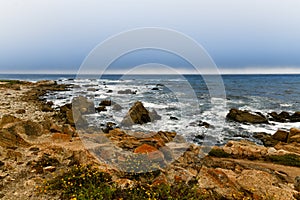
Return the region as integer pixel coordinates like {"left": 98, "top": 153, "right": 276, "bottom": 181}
{"left": 269, "top": 111, "right": 290, "bottom": 122}
{"left": 226, "top": 108, "right": 268, "bottom": 124}
{"left": 121, "top": 101, "right": 151, "bottom": 126}
{"left": 72, "top": 96, "right": 95, "bottom": 115}
{"left": 288, "top": 128, "right": 300, "bottom": 143}
{"left": 0, "top": 129, "right": 30, "bottom": 148}
{"left": 59, "top": 103, "right": 88, "bottom": 127}
{"left": 271, "top": 129, "right": 289, "bottom": 142}
{"left": 290, "top": 112, "right": 300, "bottom": 122}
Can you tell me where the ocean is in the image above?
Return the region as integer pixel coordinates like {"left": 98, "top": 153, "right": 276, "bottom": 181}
{"left": 1, "top": 74, "right": 300, "bottom": 145}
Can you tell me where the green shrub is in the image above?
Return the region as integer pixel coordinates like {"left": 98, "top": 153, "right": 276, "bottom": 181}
{"left": 42, "top": 165, "right": 207, "bottom": 200}
{"left": 208, "top": 148, "right": 231, "bottom": 158}
{"left": 267, "top": 154, "right": 300, "bottom": 167}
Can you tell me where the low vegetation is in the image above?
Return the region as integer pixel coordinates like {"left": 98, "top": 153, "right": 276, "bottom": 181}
{"left": 267, "top": 154, "right": 300, "bottom": 167}
{"left": 41, "top": 165, "right": 207, "bottom": 200}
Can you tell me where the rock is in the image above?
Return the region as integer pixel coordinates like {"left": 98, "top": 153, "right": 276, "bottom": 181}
{"left": 0, "top": 115, "right": 21, "bottom": 128}
{"left": 237, "top": 170, "right": 296, "bottom": 200}
{"left": 112, "top": 104, "right": 122, "bottom": 111}
{"left": 295, "top": 176, "right": 300, "bottom": 192}
{"left": 41, "top": 104, "right": 53, "bottom": 112}
{"left": 267, "top": 147, "right": 277, "bottom": 155}
{"left": 16, "top": 109, "right": 26, "bottom": 114}
{"left": 121, "top": 101, "right": 151, "bottom": 126}
{"left": 226, "top": 108, "right": 268, "bottom": 124}
{"left": 151, "top": 87, "right": 159, "bottom": 90}
{"left": 114, "top": 179, "right": 136, "bottom": 189}
{"left": 117, "top": 89, "right": 136, "bottom": 94}
{"left": 288, "top": 128, "right": 300, "bottom": 143}
{"left": 189, "top": 120, "right": 210, "bottom": 128}
{"left": 254, "top": 132, "right": 279, "bottom": 147}
{"left": 134, "top": 144, "right": 158, "bottom": 154}
{"left": 36, "top": 80, "right": 56, "bottom": 86}
{"left": 51, "top": 133, "right": 72, "bottom": 142}
{"left": 62, "top": 124, "right": 76, "bottom": 136}
{"left": 50, "top": 123, "right": 62, "bottom": 133}
{"left": 106, "top": 90, "right": 113, "bottom": 93}
{"left": 96, "top": 106, "right": 107, "bottom": 112}
{"left": 59, "top": 103, "right": 88, "bottom": 127}
{"left": 102, "top": 122, "right": 117, "bottom": 133}
{"left": 19, "top": 120, "right": 44, "bottom": 137}
{"left": 152, "top": 173, "right": 168, "bottom": 186}
{"left": 291, "top": 112, "right": 300, "bottom": 122}
{"left": 272, "top": 130, "right": 289, "bottom": 142}
{"left": 87, "top": 88, "right": 96, "bottom": 92}
{"left": 134, "top": 144, "right": 164, "bottom": 162}
{"left": 149, "top": 109, "right": 161, "bottom": 121}
{"left": 269, "top": 111, "right": 290, "bottom": 122}
{"left": 99, "top": 100, "right": 112, "bottom": 106}
{"left": 43, "top": 166, "right": 56, "bottom": 172}
{"left": 170, "top": 116, "right": 178, "bottom": 120}
{"left": 72, "top": 96, "right": 95, "bottom": 114}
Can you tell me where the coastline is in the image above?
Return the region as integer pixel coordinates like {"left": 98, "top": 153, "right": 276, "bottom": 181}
{"left": 0, "top": 80, "right": 299, "bottom": 199}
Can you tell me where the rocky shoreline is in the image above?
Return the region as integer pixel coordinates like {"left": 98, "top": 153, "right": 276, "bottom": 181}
{"left": 0, "top": 80, "right": 300, "bottom": 200}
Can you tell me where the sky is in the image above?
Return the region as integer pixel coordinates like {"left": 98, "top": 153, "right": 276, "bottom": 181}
{"left": 1, "top": 0, "right": 300, "bottom": 74}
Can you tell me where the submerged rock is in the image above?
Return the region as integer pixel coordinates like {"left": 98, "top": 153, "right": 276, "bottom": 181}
{"left": 226, "top": 108, "right": 268, "bottom": 124}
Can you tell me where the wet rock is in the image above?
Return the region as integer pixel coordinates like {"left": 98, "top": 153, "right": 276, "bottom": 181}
{"left": 96, "top": 106, "right": 107, "bottom": 112}
{"left": 117, "top": 89, "right": 136, "bottom": 94}
{"left": 151, "top": 87, "right": 159, "bottom": 90}
{"left": 121, "top": 101, "right": 151, "bottom": 126}
{"left": 226, "top": 108, "right": 268, "bottom": 124}
{"left": 272, "top": 129, "right": 289, "bottom": 142}
{"left": 170, "top": 116, "right": 178, "bottom": 120}
{"left": 269, "top": 111, "right": 290, "bottom": 122}
{"left": 106, "top": 89, "right": 113, "bottom": 93}
{"left": 291, "top": 112, "right": 300, "bottom": 122}
{"left": 102, "top": 122, "right": 117, "bottom": 133}
{"left": 189, "top": 120, "right": 210, "bottom": 128}
{"left": 149, "top": 109, "right": 161, "bottom": 121}
{"left": 112, "top": 103, "right": 122, "bottom": 111}
{"left": 99, "top": 100, "right": 112, "bottom": 106}
{"left": 87, "top": 88, "right": 96, "bottom": 92}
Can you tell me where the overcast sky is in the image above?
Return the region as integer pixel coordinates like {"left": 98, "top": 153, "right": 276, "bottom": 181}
{"left": 1, "top": 0, "right": 300, "bottom": 74}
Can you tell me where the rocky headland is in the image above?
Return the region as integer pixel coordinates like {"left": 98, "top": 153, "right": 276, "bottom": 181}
{"left": 0, "top": 80, "right": 300, "bottom": 200}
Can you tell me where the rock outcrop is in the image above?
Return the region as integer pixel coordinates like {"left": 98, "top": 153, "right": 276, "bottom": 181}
{"left": 227, "top": 108, "right": 268, "bottom": 124}
{"left": 121, "top": 101, "right": 151, "bottom": 126}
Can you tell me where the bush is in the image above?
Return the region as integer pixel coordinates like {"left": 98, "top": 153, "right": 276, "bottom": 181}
{"left": 42, "top": 165, "right": 207, "bottom": 200}
{"left": 267, "top": 154, "right": 300, "bottom": 167}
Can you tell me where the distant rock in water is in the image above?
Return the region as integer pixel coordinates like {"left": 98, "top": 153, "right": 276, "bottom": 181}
{"left": 149, "top": 109, "right": 162, "bottom": 121}
{"left": 117, "top": 89, "right": 136, "bottom": 95}
{"left": 170, "top": 116, "right": 179, "bottom": 120}
{"left": 226, "top": 108, "right": 268, "bottom": 124}
{"left": 121, "top": 101, "right": 151, "bottom": 126}
{"left": 99, "top": 100, "right": 112, "bottom": 106}
{"left": 268, "top": 111, "right": 300, "bottom": 123}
